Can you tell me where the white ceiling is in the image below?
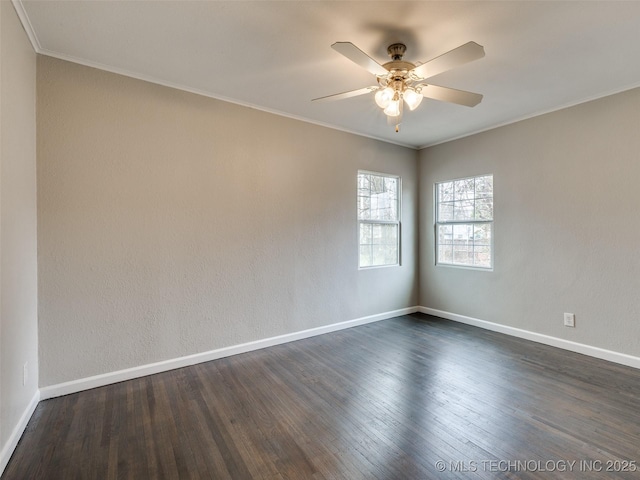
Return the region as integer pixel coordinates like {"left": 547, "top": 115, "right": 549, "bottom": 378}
{"left": 14, "top": 1, "right": 640, "bottom": 149}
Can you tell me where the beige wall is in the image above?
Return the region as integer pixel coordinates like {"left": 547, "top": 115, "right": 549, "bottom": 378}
{"left": 37, "top": 56, "right": 418, "bottom": 387}
{"left": 419, "top": 87, "right": 640, "bottom": 357}
{"left": 0, "top": 0, "right": 38, "bottom": 467}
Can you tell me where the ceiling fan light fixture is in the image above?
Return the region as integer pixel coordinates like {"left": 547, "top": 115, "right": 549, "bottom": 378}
{"left": 318, "top": 40, "right": 485, "bottom": 132}
{"left": 403, "top": 87, "right": 423, "bottom": 111}
{"left": 374, "top": 87, "right": 394, "bottom": 108}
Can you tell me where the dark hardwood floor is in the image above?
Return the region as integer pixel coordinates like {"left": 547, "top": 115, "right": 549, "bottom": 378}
{"left": 4, "top": 313, "right": 640, "bottom": 479}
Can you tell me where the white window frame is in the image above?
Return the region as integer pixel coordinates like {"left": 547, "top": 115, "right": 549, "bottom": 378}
{"left": 435, "top": 174, "right": 493, "bottom": 270}
{"left": 357, "top": 170, "right": 401, "bottom": 269}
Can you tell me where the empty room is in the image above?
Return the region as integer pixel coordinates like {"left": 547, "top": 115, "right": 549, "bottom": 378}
{"left": 2, "top": 1, "right": 640, "bottom": 478}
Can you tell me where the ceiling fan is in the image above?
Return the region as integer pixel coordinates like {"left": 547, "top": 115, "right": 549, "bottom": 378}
{"left": 313, "top": 41, "right": 485, "bottom": 132}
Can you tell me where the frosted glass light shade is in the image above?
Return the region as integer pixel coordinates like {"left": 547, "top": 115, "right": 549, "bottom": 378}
{"left": 383, "top": 99, "right": 401, "bottom": 117}
{"left": 403, "top": 88, "right": 423, "bottom": 110}
{"left": 374, "top": 87, "right": 394, "bottom": 108}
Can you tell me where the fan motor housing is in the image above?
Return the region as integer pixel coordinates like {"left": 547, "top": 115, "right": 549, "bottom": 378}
{"left": 387, "top": 43, "right": 406, "bottom": 60}
{"left": 383, "top": 43, "right": 415, "bottom": 73}
{"left": 382, "top": 61, "right": 415, "bottom": 73}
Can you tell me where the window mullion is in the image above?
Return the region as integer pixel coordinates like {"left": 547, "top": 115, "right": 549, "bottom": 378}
{"left": 360, "top": 220, "right": 399, "bottom": 226}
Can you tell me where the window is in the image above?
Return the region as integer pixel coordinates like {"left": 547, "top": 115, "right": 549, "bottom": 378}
{"left": 435, "top": 174, "right": 493, "bottom": 269}
{"left": 357, "top": 171, "right": 400, "bottom": 268}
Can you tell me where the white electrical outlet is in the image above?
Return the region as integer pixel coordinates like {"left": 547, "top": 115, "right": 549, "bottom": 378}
{"left": 23, "top": 362, "right": 28, "bottom": 386}
{"left": 564, "top": 313, "right": 575, "bottom": 327}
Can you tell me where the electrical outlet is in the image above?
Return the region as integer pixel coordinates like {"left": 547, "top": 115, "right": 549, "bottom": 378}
{"left": 23, "top": 362, "right": 28, "bottom": 386}
{"left": 563, "top": 313, "right": 575, "bottom": 327}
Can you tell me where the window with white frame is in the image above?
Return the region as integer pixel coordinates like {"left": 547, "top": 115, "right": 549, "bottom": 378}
{"left": 357, "top": 171, "right": 400, "bottom": 268}
{"left": 435, "top": 174, "right": 493, "bottom": 269}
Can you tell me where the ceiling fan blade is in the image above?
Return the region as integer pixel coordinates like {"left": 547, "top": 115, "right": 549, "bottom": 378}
{"left": 412, "top": 41, "right": 485, "bottom": 80}
{"left": 331, "top": 42, "right": 388, "bottom": 76}
{"left": 419, "top": 84, "right": 483, "bottom": 107}
{"left": 312, "top": 86, "right": 377, "bottom": 102}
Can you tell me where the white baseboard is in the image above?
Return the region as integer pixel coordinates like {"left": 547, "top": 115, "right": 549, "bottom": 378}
{"left": 418, "top": 306, "right": 640, "bottom": 370}
{"left": 0, "top": 389, "right": 40, "bottom": 477}
{"left": 40, "top": 307, "right": 418, "bottom": 400}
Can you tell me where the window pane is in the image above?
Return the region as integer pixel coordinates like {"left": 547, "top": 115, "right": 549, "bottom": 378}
{"left": 370, "top": 174, "right": 383, "bottom": 194}
{"left": 373, "top": 244, "right": 397, "bottom": 266}
{"left": 473, "top": 245, "right": 491, "bottom": 268}
{"left": 382, "top": 224, "right": 397, "bottom": 244}
{"left": 473, "top": 223, "right": 492, "bottom": 245}
{"left": 438, "top": 181, "right": 453, "bottom": 202}
{"left": 453, "top": 244, "right": 472, "bottom": 264}
{"left": 455, "top": 177, "right": 475, "bottom": 200}
{"left": 475, "top": 197, "right": 493, "bottom": 220}
{"left": 358, "top": 173, "right": 370, "bottom": 192}
{"left": 370, "top": 186, "right": 397, "bottom": 221}
{"left": 359, "top": 244, "right": 373, "bottom": 268}
{"left": 475, "top": 175, "right": 493, "bottom": 198}
{"left": 437, "top": 224, "right": 453, "bottom": 246}
{"left": 437, "top": 243, "right": 453, "bottom": 264}
{"left": 452, "top": 223, "right": 472, "bottom": 241}
{"left": 438, "top": 201, "right": 454, "bottom": 221}
{"left": 453, "top": 200, "right": 474, "bottom": 221}
{"left": 384, "top": 177, "right": 397, "bottom": 198}
{"left": 372, "top": 224, "right": 397, "bottom": 245}
{"left": 360, "top": 223, "right": 372, "bottom": 244}
{"left": 357, "top": 195, "right": 370, "bottom": 220}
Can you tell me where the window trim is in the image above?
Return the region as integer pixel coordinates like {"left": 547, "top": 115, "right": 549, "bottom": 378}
{"left": 357, "top": 170, "right": 402, "bottom": 269}
{"left": 434, "top": 174, "right": 493, "bottom": 271}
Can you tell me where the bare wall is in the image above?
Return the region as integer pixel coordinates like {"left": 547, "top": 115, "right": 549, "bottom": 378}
{"left": 37, "top": 56, "right": 418, "bottom": 387}
{"left": 419, "top": 87, "right": 640, "bottom": 357}
{"left": 0, "top": 0, "right": 38, "bottom": 466}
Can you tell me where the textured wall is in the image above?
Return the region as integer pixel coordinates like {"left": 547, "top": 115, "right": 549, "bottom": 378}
{"left": 37, "top": 56, "right": 418, "bottom": 387}
{"left": 419, "top": 87, "right": 640, "bottom": 356}
{"left": 0, "top": 0, "right": 38, "bottom": 455}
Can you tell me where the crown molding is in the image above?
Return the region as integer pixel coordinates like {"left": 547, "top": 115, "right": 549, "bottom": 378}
{"left": 11, "top": 0, "right": 41, "bottom": 51}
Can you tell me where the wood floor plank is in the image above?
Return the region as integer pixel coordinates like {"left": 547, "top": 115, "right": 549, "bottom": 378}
{"left": 4, "top": 313, "right": 640, "bottom": 479}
